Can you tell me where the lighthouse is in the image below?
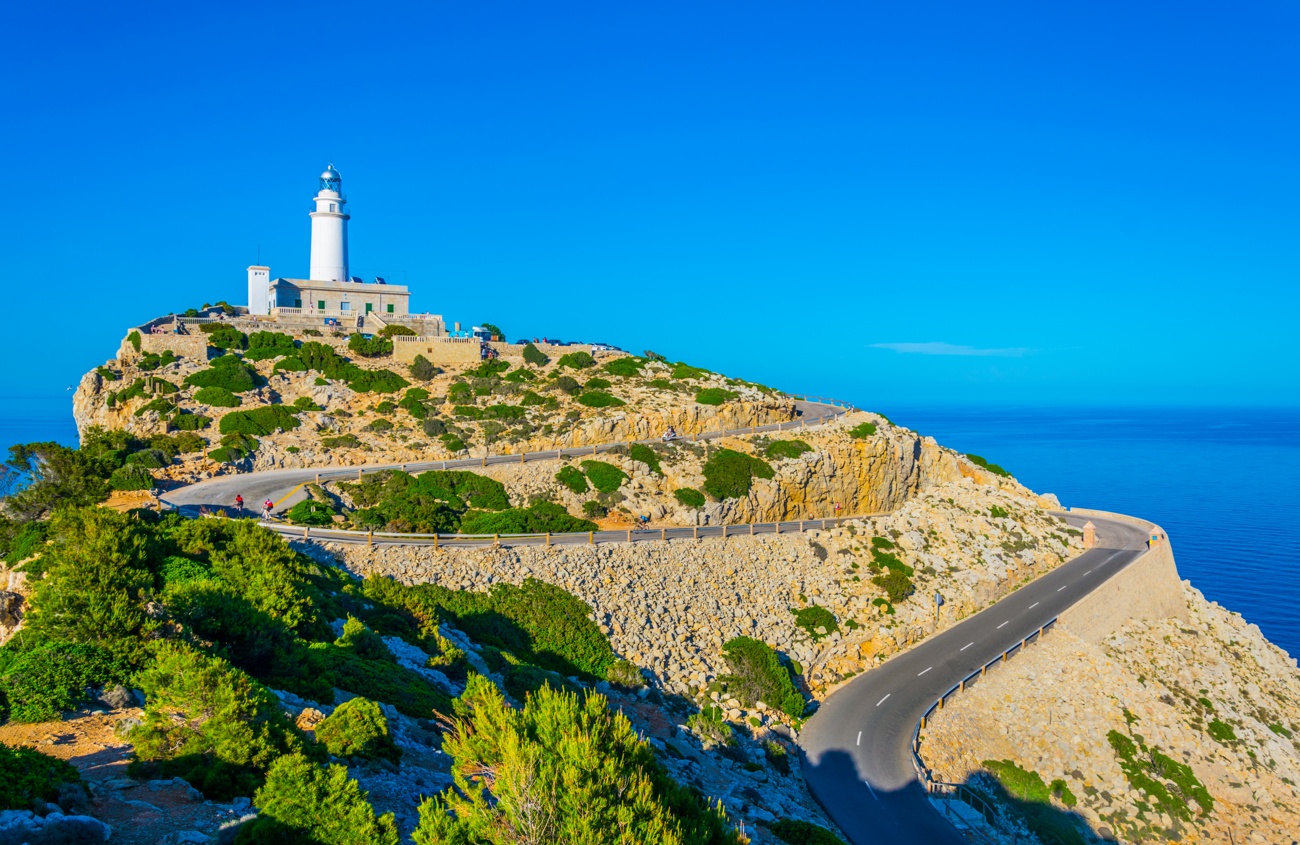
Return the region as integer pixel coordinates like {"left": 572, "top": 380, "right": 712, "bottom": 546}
{"left": 308, "top": 163, "right": 349, "bottom": 282}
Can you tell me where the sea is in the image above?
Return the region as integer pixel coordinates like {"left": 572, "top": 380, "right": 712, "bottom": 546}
{"left": 1, "top": 398, "right": 1297, "bottom": 658}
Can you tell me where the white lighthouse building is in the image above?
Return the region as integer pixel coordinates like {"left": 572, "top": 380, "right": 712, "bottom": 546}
{"left": 246, "top": 164, "right": 442, "bottom": 333}
{"left": 308, "top": 163, "right": 349, "bottom": 282}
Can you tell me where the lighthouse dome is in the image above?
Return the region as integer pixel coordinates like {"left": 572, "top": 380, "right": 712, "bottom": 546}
{"left": 319, "top": 164, "right": 342, "bottom": 190}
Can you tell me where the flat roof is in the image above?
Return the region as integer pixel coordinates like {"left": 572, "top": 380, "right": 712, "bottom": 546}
{"left": 270, "top": 277, "right": 409, "bottom": 294}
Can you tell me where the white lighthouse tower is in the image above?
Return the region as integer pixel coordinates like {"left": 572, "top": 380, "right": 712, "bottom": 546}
{"left": 308, "top": 163, "right": 349, "bottom": 282}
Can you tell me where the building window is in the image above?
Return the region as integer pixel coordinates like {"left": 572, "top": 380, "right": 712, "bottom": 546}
{"left": 294, "top": 299, "right": 302, "bottom": 308}
{"left": 386, "top": 304, "right": 394, "bottom": 313}
{"left": 340, "top": 301, "right": 351, "bottom": 311}
{"left": 317, "top": 300, "right": 326, "bottom": 310}
{"left": 329, "top": 203, "right": 336, "bottom": 212}
{"left": 365, "top": 303, "right": 373, "bottom": 314}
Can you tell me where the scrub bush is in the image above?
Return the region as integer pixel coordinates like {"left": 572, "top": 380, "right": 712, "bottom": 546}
{"left": 673, "top": 488, "right": 706, "bottom": 508}
{"left": 580, "top": 460, "right": 627, "bottom": 493}
{"left": 965, "top": 453, "right": 1011, "bottom": 478}
{"left": 764, "top": 439, "right": 813, "bottom": 460}
{"left": 552, "top": 375, "right": 582, "bottom": 395}
{"left": 129, "top": 642, "right": 307, "bottom": 799}
{"left": 701, "top": 449, "right": 773, "bottom": 500}
{"left": 458, "top": 502, "right": 596, "bottom": 535}
{"left": 238, "top": 754, "right": 398, "bottom": 845}
{"left": 109, "top": 464, "right": 153, "bottom": 491}
{"left": 695, "top": 388, "right": 737, "bottom": 406}
{"left": 521, "top": 343, "right": 549, "bottom": 366}
{"left": 286, "top": 500, "right": 335, "bottom": 526}
{"left": 671, "top": 362, "right": 709, "bottom": 380}
{"left": 793, "top": 605, "right": 838, "bottom": 640}
{"left": 244, "top": 331, "right": 297, "bottom": 360}
{"left": 0, "top": 639, "right": 126, "bottom": 723}
{"left": 577, "top": 390, "right": 625, "bottom": 408}
{"left": 848, "top": 421, "right": 877, "bottom": 439}
{"left": 171, "top": 411, "right": 211, "bottom": 431}
{"left": 409, "top": 354, "right": 440, "bottom": 381}
{"left": 628, "top": 443, "right": 663, "bottom": 475}
{"left": 413, "top": 676, "right": 743, "bottom": 845}
{"left": 194, "top": 386, "right": 242, "bottom": 407}
{"left": 219, "top": 406, "right": 301, "bottom": 436}
{"left": 378, "top": 324, "right": 417, "bottom": 337}
{"left": 556, "top": 465, "right": 589, "bottom": 494}
{"left": 185, "top": 358, "right": 260, "bottom": 393}
{"left": 0, "top": 743, "right": 82, "bottom": 811}
{"left": 767, "top": 819, "right": 847, "bottom": 845}
{"left": 602, "top": 357, "right": 644, "bottom": 377}
{"left": 314, "top": 697, "right": 400, "bottom": 763}
{"left": 348, "top": 334, "right": 393, "bottom": 358}
{"left": 719, "top": 636, "right": 805, "bottom": 719}
{"left": 200, "top": 324, "right": 247, "bottom": 350}
{"left": 556, "top": 351, "right": 596, "bottom": 370}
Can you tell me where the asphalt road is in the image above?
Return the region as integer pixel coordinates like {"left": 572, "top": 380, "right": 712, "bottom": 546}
{"left": 799, "top": 513, "right": 1151, "bottom": 845}
{"left": 160, "top": 399, "right": 847, "bottom": 518}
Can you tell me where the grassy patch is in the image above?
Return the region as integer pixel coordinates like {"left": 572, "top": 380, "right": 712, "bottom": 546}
{"left": 765, "top": 439, "right": 812, "bottom": 460}
{"left": 702, "top": 449, "right": 774, "bottom": 500}
{"left": 695, "top": 387, "right": 738, "bottom": 406}
{"left": 628, "top": 444, "right": 663, "bottom": 475}
{"left": 673, "top": 488, "right": 706, "bottom": 508}
{"left": 966, "top": 453, "right": 1011, "bottom": 478}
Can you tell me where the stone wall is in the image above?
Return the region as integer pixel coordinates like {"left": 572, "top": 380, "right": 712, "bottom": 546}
{"left": 1058, "top": 511, "right": 1188, "bottom": 643}
{"left": 118, "top": 329, "right": 213, "bottom": 365}
{"left": 392, "top": 337, "right": 483, "bottom": 365}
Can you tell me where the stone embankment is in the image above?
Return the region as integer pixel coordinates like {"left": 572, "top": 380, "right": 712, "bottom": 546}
{"left": 921, "top": 544, "right": 1300, "bottom": 844}
{"left": 326, "top": 476, "right": 1081, "bottom": 700}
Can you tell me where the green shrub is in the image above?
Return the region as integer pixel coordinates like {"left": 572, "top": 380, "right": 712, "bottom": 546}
{"left": 848, "top": 422, "right": 877, "bottom": 439}
{"left": 0, "top": 743, "right": 82, "bottom": 811}
{"left": 409, "top": 354, "right": 440, "bottom": 380}
{"left": 413, "top": 676, "right": 742, "bottom": 845}
{"left": 965, "top": 453, "right": 1011, "bottom": 478}
{"left": 673, "top": 488, "right": 706, "bottom": 508}
{"left": 199, "top": 323, "right": 247, "bottom": 350}
{"left": 556, "top": 465, "right": 589, "bottom": 494}
{"left": 580, "top": 460, "right": 627, "bottom": 493}
{"left": 479, "top": 322, "right": 504, "bottom": 340}
{"left": 237, "top": 754, "right": 398, "bottom": 845}
{"left": 220, "top": 405, "right": 301, "bottom": 436}
{"left": 556, "top": 350, "right": 596, "bottom": 370}
{"left": 583, "top": 376, "right": 612, "bottom": 390}
{"left": 687, "top": 705, "right": 736, "bottom": 749}
{"left": 125, "top": 447, "right": 169, "bottom": 469}
{"left": 151, "top": 431, "right": 206, "bottom": 456}
{"left": 552, "top": 375, "right": 582, "bottom": 395}
{"left": 108, "top": 464, "right": 153, "bottom": 491}
{"left": 453, "top": 403, "right": 527, "bottom": 421}
{"left": 521, "top": 343, "right": 549, "bottom": 366}
{"left": 185, "top": 359, "right": 260, "bottom": 393}
{"left": 459, "top": 502, "right": 597, "bottom": 535}
{"left": 133, "top": 397, "right": 176, "bottom": 418}
{"left": 702, "top": 449, "right": 774, "bottom": 500}
{"left": 378, "top": 324, "right": 417, "bottom": 338}
{"left": 293, "top": 396, "right": 322, "bottom": 412}
{"left": 440, "top": 434, "right": 466, "bottom": 452}
{"left": 322, "top": 435, "right": 361, "bottom": 450}
{"left": 0, "top": 639, "right": 127, "bottom": 722}
{"left": 1208, "top": 718, "right": 1236, "bottom": 743}
{"left": 767, "top": 819, "right": 847, "bottom": 845}
{"left": 793, "top": 605, "right": 838, "bottom": 640}
{"left": 671, "top": 362, "right": 709, "bottom": 380}
{"left": 244, "top": 331, "right": 298, "bottom": 360}
{"left": 129, "top": 642, "right": 307, "bottom": 799}
{"left": 138, "top": 349, "right": 179, "bottom": 371}
{"left": 646, "top": 378, "right": 675, "bottom": 390}
{"left": 274, "top": 356, "right": 307, "bottom": 373}
{"left": 366, "top": 418, "right": 394, "bottom": 433}
{"left": 602, "top": 357, "right": 643, "bottom": 377}
{"left": 763, "top": 739, "right": 791, "bottom": 775}
{"left": 765, "top": 439, "right": 812, "bottom": 460}
{"left": 314, "top": 698, "right": 399, "bottom": 763}
{"left": 194, "top": 385, "right": 242, "bottom": 407}
{"left": 695, "top": 387, "right": 738, "bottom": 406}
{"left": 719, "top": 636, "right": 805, "bottom": 718}
{"left": 1, "top": 520, "right": 49, "bottom": 565}
{"left": 1049, "top": 778, "right": 1078, "bottom": 807}
{"left": 366, "top": 577, "right": 614, "bottom": 680}
{"left": 872, "top": 569, "right": 914, "bottom": 604}
{"left": 348, "top": 334, "right": 393, "bottom": 358}
{"left": 629, "top": 443, "right": 663, "bottom": 475}
{"left": 346, "top": 368, "right": 408, "bottom": 394}
{"left": 979, "top": 759, "right": 1088, "bottom": 845}
{"left": 989, "top": 505, "right": 1010, "bottom": 519}
{"left": 127, "top": 330, "right": 142, "bottom": 352}
{"left": 96, "top": 366, "right": 121, "bottom": 381}
{"left": 287, "top": 500, "right": 335, "bottom": 526}
{"left": 576, "top": 390, "right": 625, "bottom": 408}
{"left": 171, "top": 411, "right": 212, "bottom": 431}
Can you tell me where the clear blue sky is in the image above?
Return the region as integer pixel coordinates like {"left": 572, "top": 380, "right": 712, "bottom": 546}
{"left": 4, "top": 1, "right": 1296, "bottom": 408}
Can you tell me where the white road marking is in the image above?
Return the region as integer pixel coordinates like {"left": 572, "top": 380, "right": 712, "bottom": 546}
{"left": 997, "top": 621, "right": 1009, "bottom": 629}
{"left": 876, "top": 694, "right": 891, "bottom": 707}
{"left": 1057, "top": 586, "right": 1067, "bottom": 592}
{"left": 961, "top": 642, "right": 974, "bottom": 651}
{"left": 918, "top": 667, "right": 932, "bottom": 676}
{"left": 857, "top": 730, "right": 862, "bottom": 746}
{"left": 864, "top": 779, "right": 878, "bottom": 799}
{"left": 1029, "top": 602, "right": 1039, "bottom": 609}
{"left": 1084, "top": 569, "right": 1093, "bottom": 575}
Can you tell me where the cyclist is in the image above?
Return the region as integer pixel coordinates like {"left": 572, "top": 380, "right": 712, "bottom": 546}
{"left": 234, "top": 494, "right": 244, "bottom": 516}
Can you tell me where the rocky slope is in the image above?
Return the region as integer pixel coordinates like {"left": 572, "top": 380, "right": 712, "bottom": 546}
{"left": 921, "top": 582, "right": 1300, "bottom": 844}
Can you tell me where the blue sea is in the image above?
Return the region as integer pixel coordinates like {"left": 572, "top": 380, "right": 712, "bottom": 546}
{"left": 1, "top": 398, "right": 1296, "bottom": 658}
{"left": 885, "top": 406, "right": 1300, "bottom": 660}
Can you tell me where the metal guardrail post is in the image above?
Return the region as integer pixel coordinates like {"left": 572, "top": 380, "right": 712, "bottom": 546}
{"left": 433, "top": 534, "right": 439, "bottom": 550}
{"left": 627, "top": 529, "right": 632, "bottom": 542}
{"left": 367, "top": 530, "right": 373, "bottom": 548}
{"left": 693, "top": 526, "right": 699, "bottom": 540}
{"left": 750, "top": 523, "right": 755, "bottom": 536}
{"left": 303, "top": 526, "right": 310, "bottom": 539}
{"left": 545, "top": 532, "right": 551, "bottom": 547}
{"left": 721, "top": 524, "right": 727, "bottom": 539}
{"left": 588, "top": 531, "right": 594, "bottom": 545}
{"left": 660, "top": 528, "right": 666, "bottom": 541}
{"left": 775, "top": 522, "right": 780, "bottom": 535}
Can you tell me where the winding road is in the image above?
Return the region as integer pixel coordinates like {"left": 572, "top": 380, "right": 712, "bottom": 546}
{"left": 158, "top": 396, "right": 1158, "bottom": 842}
{"left": 799, "top": 513, "right": 1151, "bottom": 845}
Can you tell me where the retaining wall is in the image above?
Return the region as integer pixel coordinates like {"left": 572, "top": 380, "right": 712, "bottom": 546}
{"left": 1059, "top": 510, "right": 1188, "bottom": 643}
